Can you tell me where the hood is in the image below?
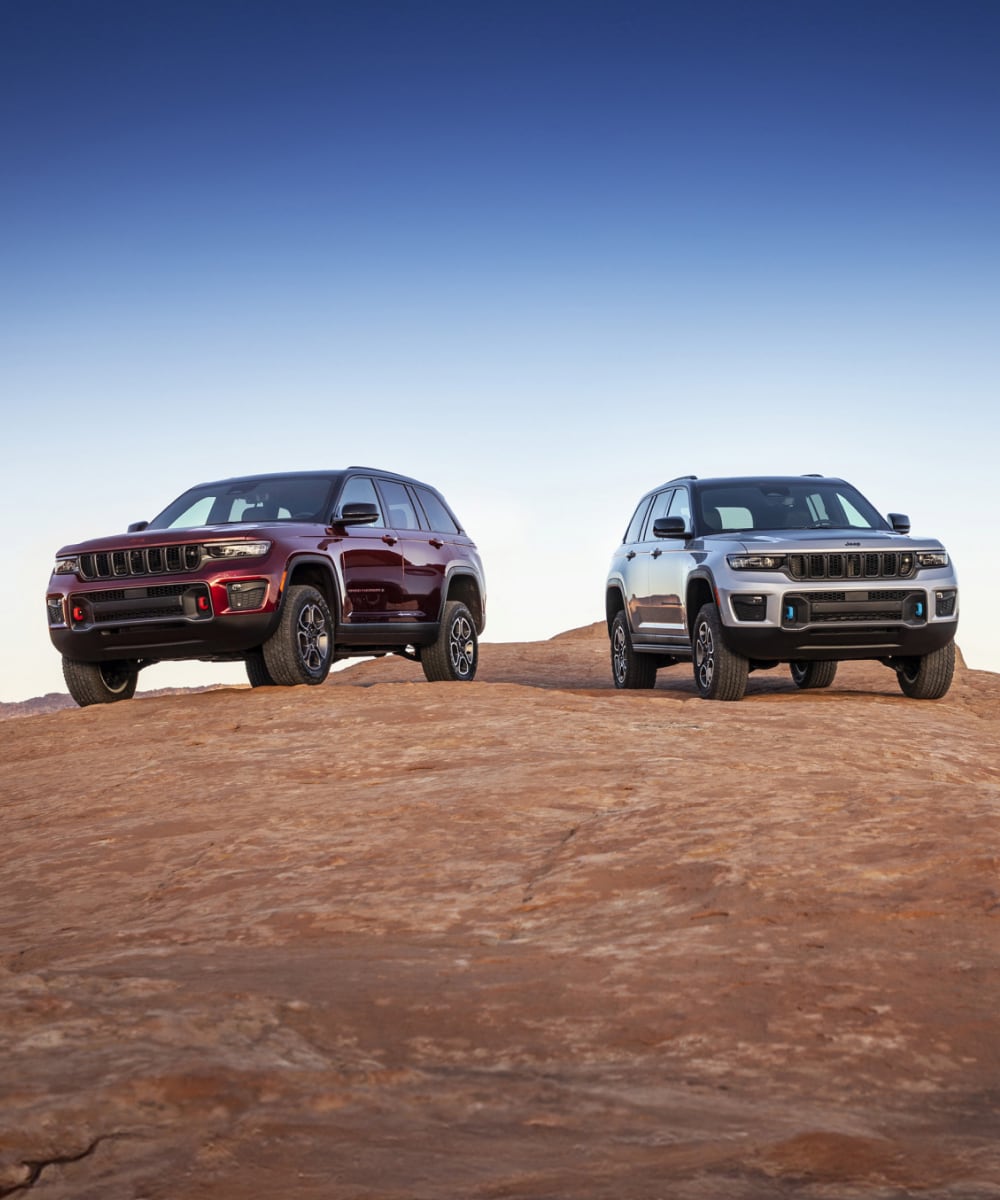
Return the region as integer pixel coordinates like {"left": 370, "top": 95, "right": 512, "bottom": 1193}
{"left": 712, "top": 528, "right": 947, "bottom": 553}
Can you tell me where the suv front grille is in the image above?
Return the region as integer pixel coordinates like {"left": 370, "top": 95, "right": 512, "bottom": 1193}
{"left": 79, "top": 544, "right": 203, "bottom": 580}
{"left": 787, "top": 551, "right": 915, "bottom": 581}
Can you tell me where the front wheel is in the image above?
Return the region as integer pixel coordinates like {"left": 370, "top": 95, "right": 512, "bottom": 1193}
{"left": 245, "top": 649, "right": 277, "bottom": 688}
{"left": 422, "top": 600, "right": 478, "bottom": 681}
{"left": 895, "top": 642, "right": 955, "bottom": 700}
{"left": 790, "top": 660, "right": 838, "bottom": 690}
{"left": 692, "top": 604, "right": 748, "bottom": 701}
{"left": 62, "top": 658, "right": 139, "bottom": 707}
{"left": 610, "top": 610, "right": 657, "bottom": 689}
{"left": 262, "top": 585, "right": 334, "bottom": 686}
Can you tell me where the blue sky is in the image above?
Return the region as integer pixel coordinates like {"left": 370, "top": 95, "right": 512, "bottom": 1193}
{"left": 2, "top": 1, "right": 998, "bottom": 701}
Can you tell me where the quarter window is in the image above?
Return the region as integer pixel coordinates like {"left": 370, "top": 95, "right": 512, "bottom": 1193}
{"left": 415, "top": 486, "right": 460, "bottom": 534}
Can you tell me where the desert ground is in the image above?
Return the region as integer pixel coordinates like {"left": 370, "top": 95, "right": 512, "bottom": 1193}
{"left": 2, "top": 624, "right": 999, "bottom": 1199}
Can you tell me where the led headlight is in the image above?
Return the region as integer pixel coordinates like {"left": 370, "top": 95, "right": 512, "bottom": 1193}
{"left": 916, "top": 550, "right": 949, "bottom": 568}
{"left": 203, "top": 540, "right": 272, "bottom": 560}
{"left": 727, "top": 554, "right": 787, "bottom": 571}
{"left": 52, "top": 556, "right": 80, "bottom": 575}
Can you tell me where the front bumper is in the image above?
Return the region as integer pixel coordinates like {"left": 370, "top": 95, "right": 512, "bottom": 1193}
{"left": 46, "top": 572, "right": 280, "bottom": 663}
{"left": 718, "top": 580, "right": 959, "bottom": 661}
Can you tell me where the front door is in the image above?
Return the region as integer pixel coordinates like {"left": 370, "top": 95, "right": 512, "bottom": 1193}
{"left": 331, "top": 476, "right": 405, "bottom": 622}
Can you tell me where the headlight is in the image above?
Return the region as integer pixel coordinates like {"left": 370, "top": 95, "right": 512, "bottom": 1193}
{"left": 727, "top": 554, "right": 787, "bottom": 571}
{"left": 52, "top": 556, "right": 80, "bottom": 575}
{"left": 203, "top": 540, "right": 272, "bottom": 560}
{"left": 916, "top": 550, "right": 949, "bottom": 568}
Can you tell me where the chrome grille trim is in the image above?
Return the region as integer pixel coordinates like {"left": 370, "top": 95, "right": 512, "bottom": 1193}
{"left": 79, "top": 544, "right": 203, "bottom": 580}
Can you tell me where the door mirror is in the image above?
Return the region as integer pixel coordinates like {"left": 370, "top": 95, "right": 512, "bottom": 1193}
{"left": 336, "top": 502, "right": 380, "bottom": 525}
{"left": 888, "top": 513, "right": 910, "bottom": 534}
{"left": 652, "top": 516, "right": 689, "bottom": 539}
{"left": 128, "top": 521, "right": 149, "bottom": 532}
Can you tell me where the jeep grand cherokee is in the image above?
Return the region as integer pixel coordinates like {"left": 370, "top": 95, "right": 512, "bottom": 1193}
{"left": 48, "top": 468, "right": 486, "bottom": 705}
{"left": 606, "top": 474, "right": 958, "bottom": 701}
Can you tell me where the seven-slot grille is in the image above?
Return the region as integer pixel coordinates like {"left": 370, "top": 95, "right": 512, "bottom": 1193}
{"left": 79, "top": 544, "right": 203, "bottom": 580}
{"left": 787, "top": 551, "right": 915, "bottom": 580}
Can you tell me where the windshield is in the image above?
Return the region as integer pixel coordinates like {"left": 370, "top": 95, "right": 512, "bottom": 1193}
{"left": 147, "top": 474, "right": 342, "bottom": 530}
{"left": 696, "top": 480, "right": 889, "bottom": 534}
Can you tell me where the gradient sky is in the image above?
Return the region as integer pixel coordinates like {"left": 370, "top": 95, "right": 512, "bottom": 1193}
{"left": 2, "top": 0, "right": 998, "bottom": 702}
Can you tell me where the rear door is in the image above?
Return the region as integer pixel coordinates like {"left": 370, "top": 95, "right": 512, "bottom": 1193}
{"left": 376, "top": 478, "right": 448, "bottom": 624}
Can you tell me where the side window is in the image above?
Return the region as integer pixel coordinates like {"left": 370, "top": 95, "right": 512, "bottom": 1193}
{"left": 378, "top": 479, "right": 420, "bottom": 530}
{"left": 641, "top": 489, "right": 675, "bottom": 538}
{"left": 415, "top": 486, "right": 460, "bottom": 534}
{"left": 668, "top": 488, "right": 691, "bottom": 524}
{"left": 623, "top": 497, "right": 652, "bottom": 544}
{"left": 337, "top": 476, "right": 384, "bottom": 527}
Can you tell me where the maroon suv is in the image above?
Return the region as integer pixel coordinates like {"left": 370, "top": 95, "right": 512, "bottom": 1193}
{"left": 47, "top": 468, "right": 486, "bottom": 705}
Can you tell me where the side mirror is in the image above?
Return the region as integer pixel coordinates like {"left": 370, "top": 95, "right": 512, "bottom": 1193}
{"left": 652, "top": 515, "right": 689, "bottom": 539}
{"left": 888, "top": 513, "right": 910, "bottom": 534}
{"left": 128, "top": 521, "right": 149, "bottom": 532}
{"left": 336, "top": 502, "right": 380, "bottom": 526}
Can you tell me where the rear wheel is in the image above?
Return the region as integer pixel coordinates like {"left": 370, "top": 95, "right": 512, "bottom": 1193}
{"left": 422, "top": 600, "right": 478, "bottom": 681}
{"left": 896, "top": 643, "right": 955, "bottom": 700}
{"left": 790, "top": 660, "right": 838, "bottom": 690}
{"left": 692, "top": 604, "right": 748, "bottom": 701}
{"left": 62, "top": 658, "right": 139, "bottom": 707}
{"left": 262, "top": 585, "right": 334, "bottom": 686}
{"left": 610, "top": 610, "right": 657, "bottom": 689}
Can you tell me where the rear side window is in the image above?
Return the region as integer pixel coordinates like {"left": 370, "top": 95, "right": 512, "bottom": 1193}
{"left": 624, "top": 497, "right": 652, "bottom": 544}
{"left": 415, "top": 486, "right": 461, "bottom": 534}
{"left": 378, "top": 479, "right": 421, "bottom": 530}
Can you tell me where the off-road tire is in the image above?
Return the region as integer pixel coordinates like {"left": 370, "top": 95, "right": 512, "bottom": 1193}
{"left": 610, "top": 609, "right": 657, "bottom": 689}
{"left": 896, "top": 642, "right": 955, "bottom": 700}
{"left": 692, "top": 604, "right": 749, "bottom": 701}
{"left": 790, "top": 660, "right": 838, "bottom": 690}
{"left": 421, "top": 600, "right": 478, "bottom": 681}
{"left": 62, "top": 658, "right": 139, "bottom": 706}
{"left": 245, "top": 649, "right": 277, "bottom": 688}
{"left": 262, "top": 585, "right": 334, "bottom": 686}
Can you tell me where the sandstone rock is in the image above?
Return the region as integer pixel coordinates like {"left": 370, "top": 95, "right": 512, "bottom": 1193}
{"left": 2, "top": 625, "right": 998, "bottom": 1197}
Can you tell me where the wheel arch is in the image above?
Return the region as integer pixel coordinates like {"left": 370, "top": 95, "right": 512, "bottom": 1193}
{"left": 686, "top": 573, "right": 716, "bottom": 638}
{"left": 442, "top": 570, "right": 485, "bottom": 634}
{"left": 606, "top": 583, "right": 627, "bottom": 634}
{"left": 284, "top": 555, "right": 342, "bottom": 623}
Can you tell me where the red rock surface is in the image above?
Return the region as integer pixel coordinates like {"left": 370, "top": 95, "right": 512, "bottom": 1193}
{"left": 3, "top": 625, "right": 999, "bottom": 1198}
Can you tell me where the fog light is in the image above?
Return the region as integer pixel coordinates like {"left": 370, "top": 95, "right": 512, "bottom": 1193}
{"left": 935, "top": 589, "right": 957, "bottom": 617}
{"left": 732, "top": 594, "right": 766, "bottom": 621}
{"left": 227, "top": 581, "right": 268, "bottom": 611}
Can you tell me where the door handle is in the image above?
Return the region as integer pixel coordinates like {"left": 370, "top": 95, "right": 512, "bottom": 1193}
{"left": 429, "top": 538, "right": 444, "bottom": 548}
{"left": 651, "top": 549, "right": 662, "bottom": 558}
{"left": 381, "top": 534, "right": 398, "bottom": 545}
{"left": 626, "top": 550, "right": 636, "bottom": 560}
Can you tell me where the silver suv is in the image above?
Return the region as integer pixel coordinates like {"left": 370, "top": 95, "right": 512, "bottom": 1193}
{"left": 605, "top": 475, "right": 959, "bottom": 701}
